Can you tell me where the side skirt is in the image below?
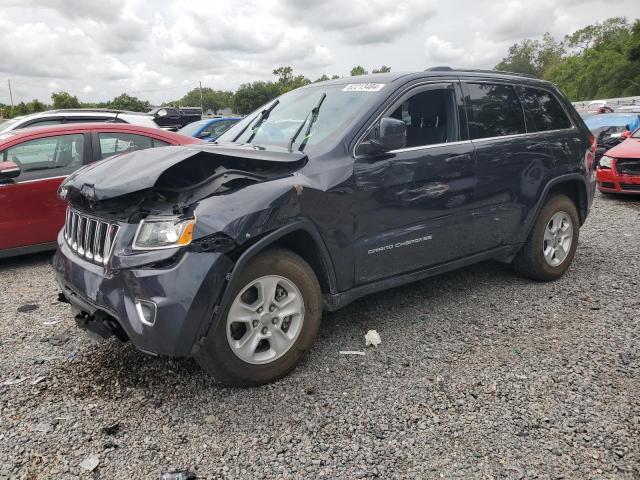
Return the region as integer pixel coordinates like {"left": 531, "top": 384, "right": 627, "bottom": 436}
{"left": 0, "top": 242, "right": 57, "bottom": 260}
{"left": 323, "top": 245, "right": 519, "bottom": 312}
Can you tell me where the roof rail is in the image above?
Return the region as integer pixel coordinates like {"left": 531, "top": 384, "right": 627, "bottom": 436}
{"left": 48, "top": 108, "right": 148, "bottom": 115}
{"left": 424, "top": 66, "right": 540, "bottom": 79}
{"left": 425, "top": 66, "right": 453, "bottom": 71}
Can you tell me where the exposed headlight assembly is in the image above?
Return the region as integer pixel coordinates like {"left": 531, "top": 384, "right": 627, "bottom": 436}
{"left": 132, "top": 216, "right": 195, "bottom": 250}
{"left": 598, "top": 155, "right": 613, "bottom": 168}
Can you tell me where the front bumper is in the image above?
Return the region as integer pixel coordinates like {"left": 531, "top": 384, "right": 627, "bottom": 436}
{"left": 596, "top": 168, "right": 640, "bottom": 194}
{"left": 53, "top": 231, "right": 233, "bottom": 357}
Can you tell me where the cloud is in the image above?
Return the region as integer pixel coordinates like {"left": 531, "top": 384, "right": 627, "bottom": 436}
{"left": 276, "top": 0, "right": 437, "bottom": 44}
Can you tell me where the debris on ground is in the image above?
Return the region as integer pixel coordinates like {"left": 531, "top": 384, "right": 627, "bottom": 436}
{"left": 44, "top": 332, "right": 70, "bottom": 346}
{"left": 160, "top": 471, "right": 198, "bottom": 480}
{"left": 101, "top": 423, "right": 121, "bottom": 436}
{"left": 1, "top": 377, "right": 28, "bottom": 386}
{"left": 339, "top": 350, "right": 365, "bottom": 355}
{"left": 43, "top": 317, "right": 62, "bottom": 326}
{"left": 31, "top": 376, "right": 47, "bottom": 385}
{"left": 17, "top": 304, "right": 39, "bottom": 313}
{"left": 79, "top": 454, "right": 99, "bottom": 472}
{"left": 364, "top": 330, "right": 382, "bottom": 347}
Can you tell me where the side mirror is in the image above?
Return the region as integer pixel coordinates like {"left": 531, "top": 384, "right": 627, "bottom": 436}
{"left": 197, "top": 130, "right": 211, "bottom": 139}
{"left": 362, "top": 117, "right": 407, "bottom": 155}
{"left": 0, "top": 161, "right": 20, "bottom": 181}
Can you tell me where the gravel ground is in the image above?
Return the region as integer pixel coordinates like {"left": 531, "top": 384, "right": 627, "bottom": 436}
{"left": 1, "top": 192, "right": 639, "bottom": 480}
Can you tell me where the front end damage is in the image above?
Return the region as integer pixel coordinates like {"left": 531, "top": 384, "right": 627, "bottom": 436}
{"left": 53, "top": 144, "right": 312, "bottom": 357}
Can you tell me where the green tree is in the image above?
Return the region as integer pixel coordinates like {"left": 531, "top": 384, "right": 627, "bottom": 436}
{"left": 25, "top": 99, "right": 46, "bottom": 114}
{"left": 106, "top": 93, "right": 151, "bottom": 112}
{"left": 273, "top": 66, "right": 311, "bottom": 92}
{"left": 51, "top": 91, "right": 81, "bottom": 109}
{"left": 331, "top": 75, "right": 340, "bottom": 80}
{"left": 314, "top": 74, "right": 330, "bottom": 83}
{"left": 545, "top": 17, "right": 640, "bottom": 100}
{"left": 495, "top": 33, "right": 564, "bottom": 78}
{"left": 372, "top": 65, "right": 391, "bottom": 73}
{"left": 350, "top": 65, "right": 368, "bottom": 76}
{"left": 180, "top": 88, "right": 233, "bottom": 114}
{"left": 232, "top": 81, "right": 282, "bottom": 115}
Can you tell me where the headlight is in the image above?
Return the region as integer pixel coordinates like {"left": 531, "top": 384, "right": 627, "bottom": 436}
{"left": 598, "top": 155, "right": 613, "bottom": 168}
{"left": 157, "top": 109, "right": 168, "bottom": 117}
{"left": 132, "top": 216, "right": 195, "bottom": 250}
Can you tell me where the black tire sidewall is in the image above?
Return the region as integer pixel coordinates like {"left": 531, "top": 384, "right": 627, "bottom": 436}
{"left": 529, "top": 195, "right": 580, "bottom": 280}
{"left": 196, "top": 249, "right": 321, "bottom": 386}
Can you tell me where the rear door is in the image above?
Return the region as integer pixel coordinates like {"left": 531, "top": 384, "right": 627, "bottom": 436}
{"left": 91, "top": 130, "right": 171, "bottom": 161}
{"left": 0, "top": 132, "right": 90, "bottom": 251}
{"left": 352, "top": 81, "right": 477, "bottom": 284}
{"left": 462, "top": 81, "right": 556, "bottom": 251}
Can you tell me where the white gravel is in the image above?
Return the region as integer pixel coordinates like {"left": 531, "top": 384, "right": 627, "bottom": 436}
{"left": 1, "top": 192, "right": 639, "bottom": 479}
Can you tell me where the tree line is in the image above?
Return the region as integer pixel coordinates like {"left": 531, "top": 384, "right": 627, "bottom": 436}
{"left": 495, "top": 17, "right": 640, "bottom": 101}
{"left": 2, "top": 16, "right": 638, "bottom": 120}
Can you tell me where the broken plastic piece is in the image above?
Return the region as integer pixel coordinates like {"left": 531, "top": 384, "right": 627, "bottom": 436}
{"left": 339, "top": 350, "right": 365, "bottom": 355}
{"left": 79, "top": 454, "right": 99, "bottom": 472}
{"left": 160, "top": 471, "right": 197, "bottom": 480}
{"left": 365, "top": 330, "right": 382, "bottom": 347}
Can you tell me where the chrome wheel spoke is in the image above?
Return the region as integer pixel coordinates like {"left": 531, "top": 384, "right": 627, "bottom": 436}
{"left": 226, "top": 275, "right": 305, "bottom": 365}
{"left": 542, "top": 211, "right": 573, "bottom": 267}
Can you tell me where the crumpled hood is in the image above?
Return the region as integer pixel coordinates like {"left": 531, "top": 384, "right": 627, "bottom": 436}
{"left": 62, "top": 143, "right": 308, "bottom": 202}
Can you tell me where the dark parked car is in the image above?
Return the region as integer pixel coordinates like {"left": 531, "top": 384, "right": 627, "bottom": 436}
{"left": 0, "top": 123, "right": 201, "bottom": 258}
{"left": 54, "top": 69, "right": 596, "bottom": 386}
{"left": 149, "top": 107, "right": 202, "bottom": 131}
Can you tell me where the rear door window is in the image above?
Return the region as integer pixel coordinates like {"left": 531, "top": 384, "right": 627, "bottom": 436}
{"left": 1, "top": 134, "right": 85, "bottom": 179}
{"left": 518, "top": 87, "right": 572, "bottom": 131}
{"left": 465, "top": 83, "right": 526, "bottom": 139}
{"left": 98, "top": 132, "right": 154, "bottom": 159}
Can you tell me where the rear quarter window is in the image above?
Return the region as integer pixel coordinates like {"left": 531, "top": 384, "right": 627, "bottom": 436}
{"left": 465, "top": 83, "right": 526, "bottom": 139}
{"left": 518, "top": 87, "right": 572, "bottom": 131}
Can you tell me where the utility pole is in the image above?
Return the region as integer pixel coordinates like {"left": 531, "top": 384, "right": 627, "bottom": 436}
{"left": 7, "top": 79, "right": 14, "bottom": 116}
{"left": 199, "top": 81, "right": 204, "bottom": 114}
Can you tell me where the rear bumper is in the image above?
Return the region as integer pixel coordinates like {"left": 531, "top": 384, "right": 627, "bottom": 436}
{"left": 596, "top": 168, "right": 640, "bottom": 194}
{"left": 53, "top": 231, "right": 233, "bottom": 357}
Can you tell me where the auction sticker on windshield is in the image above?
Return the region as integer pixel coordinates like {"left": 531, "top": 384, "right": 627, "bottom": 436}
{"left": 342, "top": 83, "right": 386, "bottom": 92}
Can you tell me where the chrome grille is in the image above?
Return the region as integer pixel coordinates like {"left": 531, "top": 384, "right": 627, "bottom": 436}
{"left": 64, "top": 208, "right": 119, "bottom": 265}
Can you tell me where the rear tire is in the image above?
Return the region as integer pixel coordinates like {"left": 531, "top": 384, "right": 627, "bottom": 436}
{"left": 195, "top": 248, "right": 321, "bottom": 387}
{"left": 513, "top": 194, "right": 579, "bottom": 281}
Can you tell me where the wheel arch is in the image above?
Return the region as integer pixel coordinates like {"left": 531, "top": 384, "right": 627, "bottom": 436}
{"left": 517, "top": 174, "right": 589, "bottom": 246}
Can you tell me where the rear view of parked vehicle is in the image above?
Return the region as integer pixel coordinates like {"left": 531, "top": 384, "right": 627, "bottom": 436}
{"left": 0, "top": 123, "right": 201, "bottom": 258}
{"left": 54, "top": 68, "right": 595, "bottom": 386}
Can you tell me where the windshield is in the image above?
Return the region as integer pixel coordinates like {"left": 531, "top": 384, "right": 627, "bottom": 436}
{"left": 217, "top": 83, "right": 384, "bottom": 151}
{"left": 178, "top": 120, "right": 208, "bottom": 137}
{"left": 584, "top": 114, "right": 639, "bottom": 129}
{"left": 0, "top": 117, "right": 21, "bottom": 133}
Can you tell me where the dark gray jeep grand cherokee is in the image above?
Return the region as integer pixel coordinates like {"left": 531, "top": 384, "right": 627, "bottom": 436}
{"left": 54, "top": 69, "right": 596, "bottom": 386}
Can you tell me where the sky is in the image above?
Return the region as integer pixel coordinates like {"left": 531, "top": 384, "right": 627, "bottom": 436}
{"left": 1, "top": 0, "right": 638, "bottom": 105}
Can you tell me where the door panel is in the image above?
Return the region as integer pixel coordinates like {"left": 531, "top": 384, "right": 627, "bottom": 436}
{"left": 462, "top": 81, "right": 556, "bottom": 251}
{"left": 0, "top": 133, "right": 88, "bottom": 251}
{"left": 353, "top": 142, "right": 477, "bottom": 284}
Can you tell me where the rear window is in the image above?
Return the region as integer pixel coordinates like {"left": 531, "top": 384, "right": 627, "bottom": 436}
{"left": 518, "top": 87, "right": 572, "bottom": 132}
{"left": 465, "top": 83, "right": 526, "bottom": 139}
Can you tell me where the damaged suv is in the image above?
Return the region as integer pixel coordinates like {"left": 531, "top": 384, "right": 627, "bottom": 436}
{"left": 54, "top": 69, "right": 596, "bottom": 386}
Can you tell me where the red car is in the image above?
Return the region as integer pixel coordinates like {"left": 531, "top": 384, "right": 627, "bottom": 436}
{"left": 596, "top": 128, "right": 640, "bottom": 194}
{"left": 0, "top": 123, "right": 202, "bottom": 258}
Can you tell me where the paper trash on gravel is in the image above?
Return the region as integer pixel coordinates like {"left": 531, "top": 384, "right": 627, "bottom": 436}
{"left": 79, "top": 454, "right": 99, "bottom": 472}
{"left": 1, "top": 377, "right": 28, "bottom": 386}
{"left": 339, "top": 351, "right": 365, "bottom": 355}
{"left": 160, "top": 471, "right": 198, "bottom": 480}
{"left": 365, "top": 330, "right": 382, "bottom": 347}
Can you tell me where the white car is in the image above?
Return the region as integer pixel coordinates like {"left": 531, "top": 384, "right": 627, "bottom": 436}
{"left": 0, "top": 109, "right": 159, "bottom": 135}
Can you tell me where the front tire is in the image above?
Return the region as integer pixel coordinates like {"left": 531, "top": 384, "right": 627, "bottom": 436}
{"left": 513, "top": 194, "right": 579, "bottom": 281}
{"left": 195, "top": 248, "right": 321, "bottom": 387}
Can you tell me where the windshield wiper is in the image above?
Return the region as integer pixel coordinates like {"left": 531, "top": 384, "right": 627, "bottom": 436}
{"left": 288, "top": 93, "right": 326, "bottom": 152}
{"left": 232, "top": 99, "right": 280, "bottom": 143}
